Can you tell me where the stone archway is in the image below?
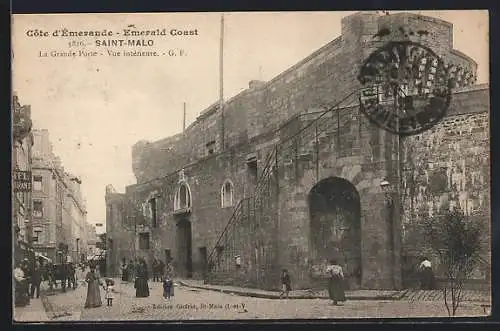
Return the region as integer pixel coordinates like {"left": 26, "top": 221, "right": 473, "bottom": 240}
{"left": 309, "top": 176, "right": 362, "bottom": 289}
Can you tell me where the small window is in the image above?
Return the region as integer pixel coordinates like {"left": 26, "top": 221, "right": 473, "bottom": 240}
{"left": 174, "top": 182, "right": 192, "bottom": 211}
{"left": 221, "top": 180, "right": 234, "bottom": 208}
{"left": 33, "top": 200, "right": 43, "bottom": 218}
{"left": 247, "top": 156, "right": 258, "bottom": 178}
{"left": 33, "top": 175, "right": 42, "bottom": 191}
{"left": 139, "top": 232, "right": 150, "bottom": 250}
{"left": 150, "top": 198, "right": 158, "bottom": 228}
{"left": 206, "top": 140, "right": 216, "bottom": 155}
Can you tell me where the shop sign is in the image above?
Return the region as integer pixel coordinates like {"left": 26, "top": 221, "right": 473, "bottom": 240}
{"left": 13, "top": 170, "right": 32, "bottom": 192}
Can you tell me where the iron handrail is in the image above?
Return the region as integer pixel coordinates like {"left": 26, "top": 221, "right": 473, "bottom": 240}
{"left": 207, "top": 87, "right": 363, "bottom": 271}
{"left": 206, "top": 197, "right": 249, "bottom": 265}
{"left": 253, "top": 88, "right": 361, "bottom": 192}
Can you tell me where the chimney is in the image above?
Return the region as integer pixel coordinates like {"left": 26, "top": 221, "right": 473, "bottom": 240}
{"left": 248, "top": 80, "right": 266, "bottom": 90}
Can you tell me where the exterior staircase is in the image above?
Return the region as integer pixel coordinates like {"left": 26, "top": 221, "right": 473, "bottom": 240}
{"left": 206, "top": 88, "right": 363, "bottom": 290}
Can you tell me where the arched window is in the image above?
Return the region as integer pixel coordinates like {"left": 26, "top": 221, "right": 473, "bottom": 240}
{"left": 174, "top": 182, "right": 192, "bottom": 212}
{"left": 221, "top": 180, "right": 234, "bottom": 208}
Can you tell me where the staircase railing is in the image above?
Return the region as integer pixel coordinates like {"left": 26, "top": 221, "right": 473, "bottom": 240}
{"left": 206, "top": 87, "right": 363, "bottom": 282}
{"left": 206, "top": 197, "right": 246, "bottom": 270}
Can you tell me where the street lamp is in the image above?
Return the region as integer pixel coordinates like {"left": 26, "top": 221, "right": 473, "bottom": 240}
{"left": 381, "top": 176, "right": 405, "bottom": 290}
{"left": 380, "top": 177, "right": 393, "bottom": 206}
{"left": 380, "top": 177, "right": 397, "bottom": 288}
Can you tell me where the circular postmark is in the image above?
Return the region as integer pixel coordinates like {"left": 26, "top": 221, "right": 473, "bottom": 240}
{"left": 358, "top": 41, "right": 452, "bottom": 136}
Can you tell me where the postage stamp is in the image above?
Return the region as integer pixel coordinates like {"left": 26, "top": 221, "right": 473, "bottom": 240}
{"left": 358, "top": 41, "right": 452, "bottom": 136}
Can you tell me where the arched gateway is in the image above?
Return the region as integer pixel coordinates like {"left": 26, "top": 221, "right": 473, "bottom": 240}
{"left": 309, "top": 177, "right": 362, "bottom": 289}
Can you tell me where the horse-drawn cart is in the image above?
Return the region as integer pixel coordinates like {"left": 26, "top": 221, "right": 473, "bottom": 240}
{"left": 46, "top": 263, "right": 77, "bottom": 291}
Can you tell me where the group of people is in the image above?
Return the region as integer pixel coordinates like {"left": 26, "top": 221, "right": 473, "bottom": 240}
{"left": 83, "top": 256, "right": 176, "bottom": 310}
{"left": 13, "top": 259, "right": 42, "bottom": 307}
{"left": 279, "top": 257, "right": 435, "bottom": 306}
{"left": 119, "top": 257, "right": 175, "bottom": 299}
{"left": 83, "top": 264, "right": 115, "bottom": 308}
{"left": 14, "top": 255, "right": 95, "bottom": 307}
{"left": 278, "top": 259, "right": 347, "bottom": 305}
{"left": 45, "top": 261, "right": 79, "bottom": 291}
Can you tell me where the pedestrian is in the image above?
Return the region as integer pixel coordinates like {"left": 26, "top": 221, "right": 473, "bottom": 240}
{"left": 152, "top": 258, "right": 159, "bottom": 282}
{"left": 326, "top": 259, "right": 346, "bottom": 305}
{"left": 128, "top": 259, "right": 135, "bottom": 281}
{"left": 103, "top": 278, "right": 115, "bottom": 306}
{"left": 162, "top": 265, "right": 174, "bottom": 300}
{"left": 14, "top": 261, "right": 29, "bottom": 307}
{"left": 30, "top": 261, "right": 42, "bottom": 299}
{"left": 418, "top": 257, "right": 435, "bottom": 290}
{"left": 67, "top": 262, "right": 77, "bottom": 289}
{"left": 84, "top": 265, "right": 103, "bottom": 308}
{"left": 47, "top": 261, "right": 55, "bottom": 289}
{"left": 120, "top": 258, "right": 128, "bottom": 282}
{"left": 279, "top": 268, "right": 292, "bottom": 299}
{"left": 21, "top": 259, "right": 32, "bottom": 299}
{"left": 135, "top": 259, "right": 150, "bottom": 298}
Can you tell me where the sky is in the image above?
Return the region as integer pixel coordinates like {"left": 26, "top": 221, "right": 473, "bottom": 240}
{"left": 12, "top": 11, "right": 489, "bottom": 230}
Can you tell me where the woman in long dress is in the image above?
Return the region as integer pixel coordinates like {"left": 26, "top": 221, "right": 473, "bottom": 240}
{"left": 135, "top": 259, "right": 150, "bottom": 298}
{"left": 326, "top": 259, "right": 346, "bottom": 305}
{"left": 84, "top": 266, "right": 102, "bottom": 308}
{"left": 418, "top": 257, "right": 435, "bottom": 290}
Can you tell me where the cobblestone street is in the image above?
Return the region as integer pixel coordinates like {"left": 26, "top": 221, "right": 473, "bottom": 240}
{"left": 36, "top": 279, "right": 489, "bottom": 321}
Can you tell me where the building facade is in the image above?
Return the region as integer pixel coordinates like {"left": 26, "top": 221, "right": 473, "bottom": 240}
{"left": 105, "top": 185, "right": 134, "bottom": 276}
{"left": 12, "top": 93, "right": 34, "bottom": 265}
{"left": 85, "top": 223, "right": 99, "bottom": 259}
{"left": 32, "top": 129, "right": 90, "bottom": 263}
{"left": 106, "top": 12, "right": 490, "bottom": 290}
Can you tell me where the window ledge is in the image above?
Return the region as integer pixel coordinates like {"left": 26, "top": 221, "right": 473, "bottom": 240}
{"left": 173, "top": 207, "right": 191, "bottom": 215}
{"left": 221, "top": 205, "right": 234, "bottom": 209}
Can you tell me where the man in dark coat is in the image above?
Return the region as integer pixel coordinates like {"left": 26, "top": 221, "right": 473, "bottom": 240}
{"left": 158, "top": 259, "right": 165, "bottom": 282}
{"left": 30, "top": 261, "right": 42, "bottom": 298}
{"left": 152, "top": 258, "right": 159, "bottom": 282}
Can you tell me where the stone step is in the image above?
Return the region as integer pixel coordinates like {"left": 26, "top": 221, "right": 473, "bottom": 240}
{"left": 402, "top": 289, "right": 490, "bottom": 302}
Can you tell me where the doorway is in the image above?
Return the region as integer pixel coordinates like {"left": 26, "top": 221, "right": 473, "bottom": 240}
{"left": 309, "top": 176, "right": 362, "bottom": 289}
{"left": 176, "top": 218, "right": 193, "bottom": 278}
{"left": 164, "top": 249, "right": 172, "bottom": 264}
{"left": 199, "top": 247, "right": 207, "bottom": 278}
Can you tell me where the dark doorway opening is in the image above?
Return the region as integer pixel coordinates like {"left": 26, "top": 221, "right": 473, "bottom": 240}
{"left": 309, "top": 177, "right": 362, "bottom": 289}
{"left": 176, "top": 218, "right": 193, "bottom": 278}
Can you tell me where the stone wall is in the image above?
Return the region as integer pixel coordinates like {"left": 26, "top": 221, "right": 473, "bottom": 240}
{"left": 400, "top": 84, "right": 490, "bottom": 287}
{"left": 131, "top": 12, "right": 477, "bottom": 185}
{"left": 119, "top": 12, "right": 487, "bottom": 290}
{"left": 105, "top": 187, "right": 134, "bottom": 277}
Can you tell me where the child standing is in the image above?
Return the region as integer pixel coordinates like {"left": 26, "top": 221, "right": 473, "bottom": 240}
{"left": 163, "top": 277, "right": 173, "bottom": 300}
{"left": 103, "top": 278, "right": 115, "bottom": 307}
{"left": 279, "top": 268, "right": 291, "bottom": 299}
{"left": 162, "top": 264, "right": 174, "bottom": 300}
